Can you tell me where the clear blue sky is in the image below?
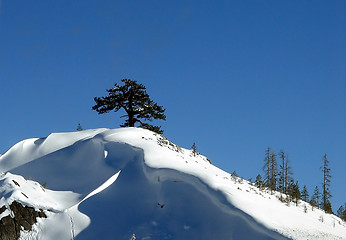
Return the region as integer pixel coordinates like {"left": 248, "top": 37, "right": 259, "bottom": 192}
{"left": 0, "top": 1, "right": 345, "bottom": 212}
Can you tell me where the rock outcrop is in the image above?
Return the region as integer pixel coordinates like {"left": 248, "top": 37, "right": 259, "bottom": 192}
{"left": 0, "top": 201, "right": 46, "bottom": 240}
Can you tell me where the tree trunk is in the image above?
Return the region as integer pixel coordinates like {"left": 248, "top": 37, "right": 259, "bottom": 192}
{"left": 128, "top": 113, "right": 135, "bottom": 127}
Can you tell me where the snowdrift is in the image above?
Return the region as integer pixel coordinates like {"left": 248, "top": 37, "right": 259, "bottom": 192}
{"left": 0, "top": 128, "right": 345, "bottom": 240}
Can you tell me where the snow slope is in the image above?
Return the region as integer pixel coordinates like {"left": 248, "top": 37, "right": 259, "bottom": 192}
{"left": 0, "top": 128, "right": 345, "bottom": 239}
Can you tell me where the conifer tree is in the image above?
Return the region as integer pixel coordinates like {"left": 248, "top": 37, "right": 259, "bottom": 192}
{"left": 290, "top": 181, "right": 301, "bottom": 206}
{"left": 310, "top": 186, "right": 321, "bottom": 209}
{"left": 277, "top": 152, "right": 284, "bottom": 193}
{"left": 321, "top": 154, "right": 333, "bottom": 213}
{"left": 231, "top": 171, "right": 238, "bottom": 182}
{"left": 262, "top": 147, "right": 278, "bottom": 192}
{"left": 336, "top": 205, "right": 344, "bottom": 218}
{"left": 77, "top": 123, "right": 83, "bottom": 131}
{"left": 278, "top": 150, "right": 293, "bottom": 194}
{"left": 191, "top": 142, "right": 197, "bottom": 157}
{"left": 92, "top": 79, "right": 166, "bottom": 134}
{"left": 263, "top": 147, "right": 271, "bottom": 189}
{"left": 255, "top": 174, "right": 265, "bottom": 190}
{"left": 269, "top": 150, "right": 277, "bottom": 191}
{"left": 337, "top": 204, "right": 346, "bottom": 221}
{"left": 301, "top": 185, "right": 309, "bottom": 202}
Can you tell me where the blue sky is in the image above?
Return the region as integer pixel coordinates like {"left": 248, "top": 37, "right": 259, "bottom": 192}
{"left": 0, "top": 1, "right": 345, "bottom": 212}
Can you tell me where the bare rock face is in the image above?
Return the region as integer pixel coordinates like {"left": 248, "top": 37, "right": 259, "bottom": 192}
{"left": 0, "top": 201, "right": 47, "bottom": 240}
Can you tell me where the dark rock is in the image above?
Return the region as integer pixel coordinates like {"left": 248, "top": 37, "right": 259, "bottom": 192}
{"left": 20, "top": 193, "right": 28, "bottom": 199}
{"left": 0, "top": 215, "right": 18, "bottom": 240}
{"left": 0, "top": 207, "right": 6, "bottom": 215}
{"left": 38, "top": 210, "right": 46, "bottom": 219}
{"left": 11, "top": 181, "right": 20, "bottom": 188}
{"left": 0, "top": 201, "right": 47, "bottom": 240}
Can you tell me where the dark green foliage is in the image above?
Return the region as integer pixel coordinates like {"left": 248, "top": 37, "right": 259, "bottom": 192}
{"left": 287, "top": 180, "right": 301, "bottom": 206}
{"left": 301, "top": 185, "right": 309, "bottom": 202}
{"left": 230, "top": 171, "right": 238, "bottom": 182}
{"left": 321, "top": 154, "right": 332, "bottom": 213}
{"left": 138, "top": 123, "right": 164, "bottom": 135}
{"left": 309, "top": 199, "right": 317, "bottom": 209}
{"left": 289, "top": 181, "right": 301, "bottom": 206}
{"left": 270, "top": 151, "right": 277, "bottom": 191}
{"left": 77, "top": 123, "right": 83, "bottom": 131}
{"left": 277, "top": 150, "right": 293, "bottom": 195}
{"left": 263, "top": 147, "right": 271, "bottom": 189}
{"left": 191, "top": 142, "right": 197, "bottom": 156}
{"left": 336, "top": 205, "right": 344, "bottom": 218}
{"left": 92, "top": 79, "right": 166, "bottom": 134}
{"left": 310, "top": 186, "right": 321, "bottom": 209}
{"left": 323, "top": 201, "right": 333, "bottom": 214}
{"left": 255, "top": 174, "right": 265, "bottom": 189}
{"left": 337, "top": 204, "right": 346, "bottom": 221}
{"left": 263, "top": 147, "right": 277, "bottom": 192}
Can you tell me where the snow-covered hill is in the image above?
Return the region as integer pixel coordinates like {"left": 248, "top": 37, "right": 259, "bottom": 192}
{"left": 0, "top": 128, "right": 345, "bottom": 240}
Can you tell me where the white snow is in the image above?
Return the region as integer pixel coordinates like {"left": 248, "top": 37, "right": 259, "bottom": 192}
{"left": 0, "top": 127, "right": 345, "bottom": 240}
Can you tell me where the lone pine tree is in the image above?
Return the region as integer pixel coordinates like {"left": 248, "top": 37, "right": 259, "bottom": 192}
{"left": 92, "top": 79, "right": 166, "bottom": 134}
{"left": 191, "top": 142, "right": 197, "bottom": 157}
{"left": 77, "top": 123, "right": 83, "bottom": 131}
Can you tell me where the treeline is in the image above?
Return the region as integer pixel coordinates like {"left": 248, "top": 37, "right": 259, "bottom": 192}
{"left": 252, "top": 147, "right": 345, "bottom": 220}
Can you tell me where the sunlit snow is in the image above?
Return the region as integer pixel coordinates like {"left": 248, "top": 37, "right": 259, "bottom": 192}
{"left": 0, "top": 128, "right": 345, "bottom": 239}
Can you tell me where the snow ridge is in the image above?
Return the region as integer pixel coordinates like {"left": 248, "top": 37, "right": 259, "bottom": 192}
{"left": 0, "top": 128, "right": 345, "bottom": 239}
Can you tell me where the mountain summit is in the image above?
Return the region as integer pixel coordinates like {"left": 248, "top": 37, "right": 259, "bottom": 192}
{"left": 0, "top": 128, "right": 345, "bottom": 239}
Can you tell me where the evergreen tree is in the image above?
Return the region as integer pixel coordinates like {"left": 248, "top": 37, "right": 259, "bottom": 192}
{"left": 130, "top": 234, "right": 136, "bottom": 240}
{"left": 191, "top": 142, "right": 197, "bottom": 156}
{"left": 263, "top": 147, "right": 277, "bottom": 191}
{"left": 278, "top": 150, "right": 293, "bottom": 194}
{"left": 336, "top": 203, "right": 346, "bottom": 221}
{"left": 336, "top": 205, "right": 345, "bottom": 220}
{"left": 290, "top": 181, "right": 301, "bottom": 206}
{"left": 321, "top": 154, "right": 333, "bottom": 213}
{"left": 255, "top": 174, "right": 265, "bottom": 189}
{"left": 231, "top": 171, "right": 238, "bottom": 182}
{"left": 77, "top": 123, "right": 83, "bottom": 131}
{"left": 277, "top": 152, "right": 284, "bottom": 193}
{"left": 301, "top": 185, "right": 309, "bottom": 202}
{"left": 286, "top": 179, "right": 294, "bottom": 202}
{"left": 310, "top": 186, "right": 321, "bottom": 209}
{"left": 269, "top": 150, "right": 277, "bottom": 191}
{"left": 263, "top": 147, "right": 271, "bottom": 189}
{"left": 92, "top": 79, "right": 166, "bottom": 134}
